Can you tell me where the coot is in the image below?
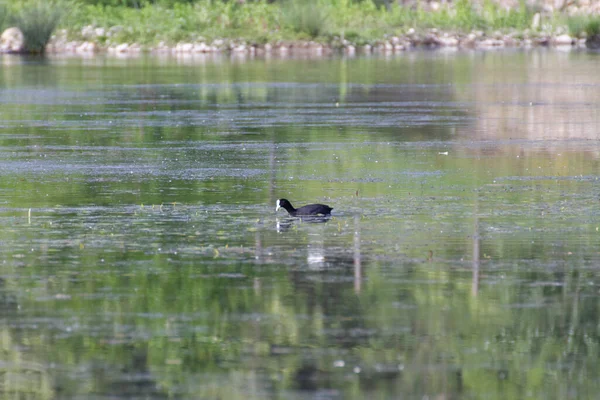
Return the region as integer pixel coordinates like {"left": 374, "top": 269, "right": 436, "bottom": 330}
{"left": 276, "top": 198, "right": 333, "bottom": 217}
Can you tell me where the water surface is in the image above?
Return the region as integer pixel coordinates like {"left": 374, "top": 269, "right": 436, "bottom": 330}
{"left": 1, "top": 50, "right": 600, "bottom": 399}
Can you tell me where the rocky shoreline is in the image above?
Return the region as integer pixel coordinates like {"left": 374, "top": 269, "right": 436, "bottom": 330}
{"left": 44, "top": 29, "right": 600, "bottom": 56}
{"left": 2, "top": 25, "right": 600, "bottom": 56}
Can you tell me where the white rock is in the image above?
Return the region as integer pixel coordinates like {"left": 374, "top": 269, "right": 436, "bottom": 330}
{"left": 115, "top": 43, "right": 129, "bottom": 53}
{"left": 178, "top": 43, "right": 193, "bottom": 53}
{"left": 311, "top": 44, "right": 323, "bottom": 55}
{"left": 0, "top": 27, "right": 25, "bottom": 53}
{"left": 193, "top": 42, "right": 207, "bottom": 53}
{"left": 553, "top": 34, "right": 573, "bottom": 45}
{"left": 437, "top": 36, "right": 459, "bottom": 47}
{"left": 81, "top": 25, "right": 95, "bottom": 39}
{"left": 478, "top": 39, "right": 505, "bottom": 48}
{"left": 65, "top": 42, "right": 78, "bottom": 52}
{"left": 76, "top": 41, "right": 96, "bottom": 53}
{"left": 531, "top": 13, "right": 541, "bottom": 30}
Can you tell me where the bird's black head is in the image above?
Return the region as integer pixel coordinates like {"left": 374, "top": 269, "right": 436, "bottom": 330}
{"left": 276, "top": 198, "right": 293, "bottom": 212}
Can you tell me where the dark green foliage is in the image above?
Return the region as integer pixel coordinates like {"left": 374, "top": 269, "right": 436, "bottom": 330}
{"left": 281, "top": 0, "right": 327, "bottom": 38}
{"left": 12, "top": 0, "right": 64, "bottom": 53}
{"left": 0, "top": 1, "right": 10, "bottom": 31}
{"left": 585, "top": 17, "right": 600, "bottom": 37}
{"left": 566, "top": 15, "right": 600, "bottom": 38}
{"left": 567, "top": 15, "right": 589, "bottom": 37}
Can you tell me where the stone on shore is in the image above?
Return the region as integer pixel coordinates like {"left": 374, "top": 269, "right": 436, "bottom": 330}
{"left": 586, "top": 34, "right": 600, "bottom": 49}
{"left": 553, "top": 34, "right": 573, "bottom": 46}
{"left": 436, "top": 35, "right": 459, "bottom": 47}
{"left": 76, "top": 41, "right": 97, "bottom": 54}
{"left": 0, "top": 27, "right": 25, "bottom": 53}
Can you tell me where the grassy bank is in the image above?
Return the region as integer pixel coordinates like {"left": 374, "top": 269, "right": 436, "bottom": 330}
{"left": 2, "top": 0, "right": 600, "bottom": 52}
{"left": 60, "top": 0, "right": 575, "bottom": 44}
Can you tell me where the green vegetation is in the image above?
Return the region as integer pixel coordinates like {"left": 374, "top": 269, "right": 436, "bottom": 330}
{"left": 11, "top": 0, "right": 65, "bottom": 52}
{"left": 0, "top": 3, "right": 7, "bottom": 31}
{"left": 585, "top": 16, "right": 600, "bottom": 36}
{"left": 59, "top": 0, "right": 563, "bottom": 46}
{"left": 282, "top": 0, "right": 327, "bottom": 39}
{"left": 566, "top": 14, "right": 600, "bottom": 37}
{"left": 0, "top": 0, "right": 595, "bottom": 51}
{"left": 1, "top": 0, "right": 66, "bottom": 52}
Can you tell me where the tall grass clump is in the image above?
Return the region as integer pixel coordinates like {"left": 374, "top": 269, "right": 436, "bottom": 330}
{"left": 281, "top": 0, "right": 327, "bottom": 39}
{"left": 0, "top": 2, "right": 9, "bottom": 32}
{"left": 566, "top": 15, "right": 600, "bottom": 38}
{"left": 585, "top": 17, "right": 600, "bottom": 37}
{"left": 566, "top": 15, "right": 590, "bottom": 37}
{"left": 453, "top": 0, "right": 484, "bottom": 31}
{"left": 473, "top": 0, "right": 534, "bottom": 32}
{"left": 13, "top": 1, "right": 65, "bottom": 53}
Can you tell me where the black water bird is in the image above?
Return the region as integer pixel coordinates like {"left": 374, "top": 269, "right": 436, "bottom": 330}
{"left": 276, "top": 198, "right": 333, "bottom": 217}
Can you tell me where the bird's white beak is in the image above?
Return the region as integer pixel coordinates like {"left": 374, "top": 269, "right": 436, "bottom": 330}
{"left": 275, "top": 199, "right": 281, "bottom": 211}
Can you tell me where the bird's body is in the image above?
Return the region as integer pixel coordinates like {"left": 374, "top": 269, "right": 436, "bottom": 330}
{"left": 276, "top": 198, "right": 333, "bottom": 217}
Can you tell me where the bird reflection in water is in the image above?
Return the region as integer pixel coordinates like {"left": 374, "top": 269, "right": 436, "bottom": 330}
{"left": 276, "top": 215, "right": 331, "bottom": 233}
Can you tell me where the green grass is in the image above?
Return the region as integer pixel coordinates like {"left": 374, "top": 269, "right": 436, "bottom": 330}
{"left": 281, "top": 0, "right": 327, "bottom": 39}
{"left": 566, "top": 14, "right": 600, "bottom": 38}
{"left": 63, "top": 0, "right": 543, "bottom": 46}
{"left": 64, "top": 1, "right": 281, "bottom": 45}
{"left": 567, "top": 15, "right": 589, "bottom": 37}
{"left": 0, "top": 0, "right": 574, "bottom": 50}
{"left": 585, "top": 17, "right": 600, "bottom": 37}
{"left": 481, "top": 0, "right": 535, "bottom": 31}
{"left": 0, "top": 2, "right": 9, "bottom": 32}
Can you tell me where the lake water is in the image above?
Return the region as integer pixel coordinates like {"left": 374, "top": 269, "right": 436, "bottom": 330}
{"left": 1, "top": 49, "right": 600, "bottom": 399}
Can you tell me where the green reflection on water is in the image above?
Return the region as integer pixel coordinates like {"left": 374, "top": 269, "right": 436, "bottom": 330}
{"left": 0, "top": 51, "right": 600, "bottom": 399}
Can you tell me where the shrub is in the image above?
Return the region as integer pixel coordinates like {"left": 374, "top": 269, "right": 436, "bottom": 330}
{"left": 281, "top": 0, "right": 327, "bottom": 39}
{"left": 585, "top": 17, "right": 600, "bottom": 37}
{"left": 13, "top": 0, "right": 64, "bottom": 53}
{"left": 0, "top": 3, "right": 8, "bottom": 32}
{"left": 567, "top": 15, "right": 589, "bottom": 37}
{"left": 566, "top": 15, "right": 600, "bottom": 38}
{"left": 454, "top": 0, "right": 482, "bottom": 31}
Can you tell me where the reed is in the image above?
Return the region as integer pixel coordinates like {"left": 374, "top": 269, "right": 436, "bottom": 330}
{"left": 281, "top": 0, "right": 328, "bottom": 39}
{"left": 13, "top": 0, "right": 64, "bottom": 53}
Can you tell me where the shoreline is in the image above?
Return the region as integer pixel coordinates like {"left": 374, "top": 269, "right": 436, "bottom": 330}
{"left": 44, "top": 31, "right": 592, "bottom": 57}
{"left": 2, "top": 0, "right": 600, "bottom": 57}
